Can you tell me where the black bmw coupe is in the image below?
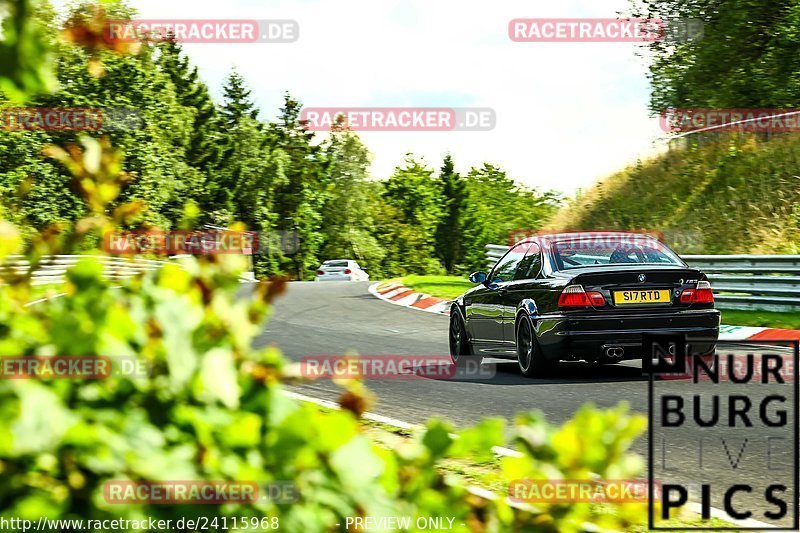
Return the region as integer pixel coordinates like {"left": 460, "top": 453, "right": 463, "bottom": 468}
{"left": 449, "top": 232, "right": 720, "bottom": 377}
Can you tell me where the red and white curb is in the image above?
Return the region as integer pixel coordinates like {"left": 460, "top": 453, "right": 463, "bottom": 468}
{"left": 718, "top": 324, "right": 800, "bottom": 342}
{"left": 370, "top": 283, "right": 800, "bottom": 341}
{"left": 369, "top": 282, "right": 451, "bottom": 315}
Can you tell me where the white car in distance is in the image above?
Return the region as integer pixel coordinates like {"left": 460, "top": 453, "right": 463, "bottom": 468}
{"left": 314, "top": 260, "right": 370, "bottom": 282}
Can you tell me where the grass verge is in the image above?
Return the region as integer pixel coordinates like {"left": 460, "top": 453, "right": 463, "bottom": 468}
{"left": 720, "top": 309, "right": 800, "bottom": 330}
{"left": 387, "top": 275, "right": 474, "bottom": 300}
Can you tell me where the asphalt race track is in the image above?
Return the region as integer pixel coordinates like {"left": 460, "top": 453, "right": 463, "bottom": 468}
{"left": 254, "top": 281, "right": 797, "bottom": 527}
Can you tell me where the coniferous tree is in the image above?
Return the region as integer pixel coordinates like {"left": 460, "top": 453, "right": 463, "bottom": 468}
{"left": 434, "top": 154, "right": 466, "bottom": 273}
{"left": 209, "top": 68, "right": 264, "bottom": 222}
{"left": 221, "top": 68, "right": 258, "bottom": 128}
{"left": 158, "top": 38, "right": 227, "bottom": 175}
{"left": 269, "top": 93, "right": 326, "bottom": 279}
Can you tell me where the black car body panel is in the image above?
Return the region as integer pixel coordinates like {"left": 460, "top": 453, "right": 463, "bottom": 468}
{"left": 454, "top": 233, "right": 721, "bottom": 364}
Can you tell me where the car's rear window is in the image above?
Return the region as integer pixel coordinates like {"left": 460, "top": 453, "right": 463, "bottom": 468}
{"left": 323, "top": 261, "right": 348, "bottom": 267}
{"left": 551, "top": 238, "right": 682, "bottom": 270}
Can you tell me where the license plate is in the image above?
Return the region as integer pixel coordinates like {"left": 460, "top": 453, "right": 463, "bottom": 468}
{"left": 613, "top": 289, "right": 671, "bottom": 305}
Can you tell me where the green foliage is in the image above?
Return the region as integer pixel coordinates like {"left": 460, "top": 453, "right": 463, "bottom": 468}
{"left": 435, "top": 155, "right": 466, "bottom": 274}
{"left": 267, "top": 94, "right": 326, "bottom": 279}
{"left": 378, "top": 156, "right": 445, "bottom": 275}
{"left": 319, "top": 124, "right": 386, "bottom": 274}
{"left": 0, "top": 126, "right": 648, "bottom": 532}
{"left": 0, "top": 242, "right": 650, "bottom": 531}
{"left": 623, "top": 0, "right": 800, "bottom": 255}
{"left": 635, "top": 0, "right": 800, "bottom": 111}
{"left": 0, "top": 0, "right": 562, "bottom": 282}
{"left": 157, "top": 39, "right": 228, "bottom": 180}
{"left": 461, "top": 164, "right": 561, "bottom": 273}
{"left": 220, "top": 68, "right": 259, "bottom": 127}
{"left": 503, "top": 404, "right": 648, "bottom": 532}
{"left": 0, "top": 0, "right": 57, "bottom": 101}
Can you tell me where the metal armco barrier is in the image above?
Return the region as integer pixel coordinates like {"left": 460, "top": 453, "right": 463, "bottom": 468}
{"left": 0, "top": 255, "right": 257, "bottom": 285}
{"left": 485, "top": 244, "right": 510, "bottom": 270}
{"left": 485, "top": 245, "right": 800, "bottom": 312}
{"left": 682, "top": 255, "right": 800, "bottom": 312}
{"left": 0, "top": 255, "right": 172, "bottom": 286}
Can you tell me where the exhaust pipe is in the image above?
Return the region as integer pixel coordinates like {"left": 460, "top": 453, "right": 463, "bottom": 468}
{"left": 604, "top": 346, "right": 624, "bottom": 359}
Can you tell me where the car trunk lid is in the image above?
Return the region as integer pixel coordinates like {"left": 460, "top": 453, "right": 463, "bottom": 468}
{"left": 562, "top": 266, "right": 706, "bottom": 309}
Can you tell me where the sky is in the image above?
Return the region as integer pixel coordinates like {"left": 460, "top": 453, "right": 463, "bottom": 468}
{"left": 84, "top": 0, "right": 668, "bottom": 195}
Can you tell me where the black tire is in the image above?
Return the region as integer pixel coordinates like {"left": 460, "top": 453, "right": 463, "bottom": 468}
{"left": 516, "top": 314, "right": 555, "bottom": 377}
{"left": 449, "top": 309, "right": 475, "bottom": 367}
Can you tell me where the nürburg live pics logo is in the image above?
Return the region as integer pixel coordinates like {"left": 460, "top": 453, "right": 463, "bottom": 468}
{"left": 645, "top": 335, "right": 799, "bottom": 530}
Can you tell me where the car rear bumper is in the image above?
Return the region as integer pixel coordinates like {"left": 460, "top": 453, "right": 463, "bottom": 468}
{"left": 535, "top": 308, "right": 721, "bottom": 362}
{"left": 315, "top": 275, "right": 355, "bottom": 281}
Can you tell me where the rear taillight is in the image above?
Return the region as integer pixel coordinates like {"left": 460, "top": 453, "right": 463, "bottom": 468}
{"left": 316, "top": 270, "right": 324, "bottom": 276}
{"left": 558, "top": 285, "right": 606, "bottom": 308}
{"left": 694, "top": 280, "right": 715, "bottom": 303}
{"left": 680, "top": 281, "right": 714, "bottom": 304}
{"left": 588, "top": 291, "right": 607, "bottom": 307}
{"left": 344, "top": 269, "right": 352, "bottom": 274}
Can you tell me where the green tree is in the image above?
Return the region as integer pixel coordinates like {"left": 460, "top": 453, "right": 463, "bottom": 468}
{"left": 268, "top": 94, "right": 326, "bottom": 279}
{"left": 0, "top": 0, "right": 57, "bottom": 101}
{"left": 157, "top": 38, "right": 227, "bottom": 181}
{"left": 0, "top": 0, "right": 206, "bottom": 233}
{"left": 221, "top": 68, "right": 259, "bottom": 127}
{"left": 380, "top": 155, "right": 444, "bottom": 274}
{"left": 226, "top": 118, "right": 287, "bottom": 277}
{"left": 635, "top": 0, "right": 800, "bottom": 111}
{"left": 319, "top": 120, "right": 385, "bottom": 273}
{"left": 434, "top": 154, "right": 466, "bottom": 274}
{"left": 461, "top": 163, "right": 560, "bottom": 272}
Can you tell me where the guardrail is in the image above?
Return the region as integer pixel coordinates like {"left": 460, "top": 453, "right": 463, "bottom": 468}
{"left": 0, "top": 255, "right": 173, "bottom": 286}
{"left": 682, "top": 255, "right": 800, "bottom": 312}
{"left": 0, "top": 254, "right": 256, "bottom": 286}
{"left": 485, "top": 245, "right": 800, "bottom": 312}
{"left": 485, "top": 244, "right": 510, "bottom": 268}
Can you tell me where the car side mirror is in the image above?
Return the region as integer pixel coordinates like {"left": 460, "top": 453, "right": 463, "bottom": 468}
{"left": 469, "top": 271, "right": 487, "bottom": 284}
